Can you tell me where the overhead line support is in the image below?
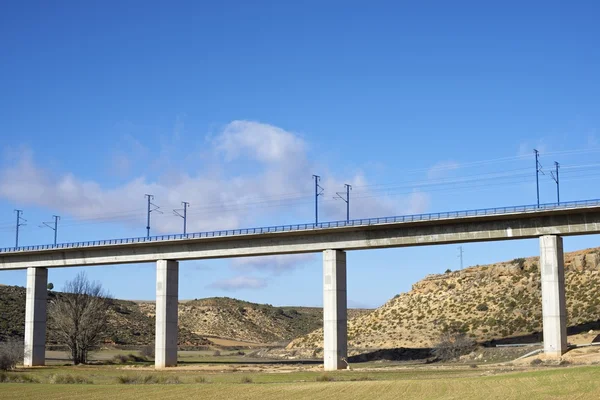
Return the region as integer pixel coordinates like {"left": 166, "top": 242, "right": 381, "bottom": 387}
{"left": 173, "top": 201, "right": 190, "bottom": 235}
{"left": 313, "top": 175, "right": 324, "bottom": 225}
{"left": 14, "top": 209, "right": 26, "bottom": 248}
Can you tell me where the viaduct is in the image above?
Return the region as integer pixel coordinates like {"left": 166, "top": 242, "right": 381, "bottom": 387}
{"left": 1, "top": 199, "right": 599, "bottom": 370}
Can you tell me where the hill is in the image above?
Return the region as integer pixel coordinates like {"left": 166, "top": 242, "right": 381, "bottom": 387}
{"left": 288, "top": 246, "right": 600, "bottom": 351}
{"left": 137, "top": 297, "right": 368, "bottom": 345}
{"left": 0, "top": 285, "right": 210, "bottom": 347}
{"left": 0, "top": 287, "right": 368, "bottom": 347}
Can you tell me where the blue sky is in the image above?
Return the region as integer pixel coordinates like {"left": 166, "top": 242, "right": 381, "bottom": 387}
{"left": 0, "top": 1, "right": 599, "bottom": 308}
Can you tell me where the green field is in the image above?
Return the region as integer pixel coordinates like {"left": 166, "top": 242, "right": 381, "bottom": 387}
{"left": 1, "top": 364, "right": 599, "bottom": 399}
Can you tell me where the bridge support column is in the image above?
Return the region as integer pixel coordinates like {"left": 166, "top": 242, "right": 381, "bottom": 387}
{"left": 540, "top": 235, "right": 568, "bottom": 357}
{"left": 323, "top": 249, "right": 347, "bottom": 371}
{"left": 155, "top": 260, "right": 178, "bottom": 368}
{"left": 24, "top": 267, "right": 48, "bottom": 367}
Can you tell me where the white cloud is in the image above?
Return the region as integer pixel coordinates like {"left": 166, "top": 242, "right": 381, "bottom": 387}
{"left": 214, "top": 120, "right": 307, "bottom": 164}
{"left": 0, "top": 120, "right": 431, "bottom": 238}
{"left": 427, "top": 160, "right": 460, "bottom": 179}
{"left": 518, "top": 141, "right": 547, "bottom": 157}
{"left": 232, "top": 253, "right": 316, "bottom": 274}
{"left": 208, "top": 276, "right": 268, "bottom": 291}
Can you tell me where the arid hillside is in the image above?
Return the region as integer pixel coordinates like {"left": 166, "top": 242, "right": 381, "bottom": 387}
{"left": 137, "top": 297, "right": 369, "bottom": 345}
{"left": 0, "top": 287, "right": 369, "bottom": 347}
{"left": 289, "top": 246, "right": 600, "bottom": 351}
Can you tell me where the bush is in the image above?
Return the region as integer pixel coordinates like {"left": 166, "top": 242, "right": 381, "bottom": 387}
{"left": 0, "top": 339, "right": 23, "bottom": 371}
{"left": 116, "top": 374, "right": 180, "bottom": 385}
{"left": 116, "top": 375, "right": 136, "bottom": 384}
{"left": 240, "top": 376, "right": 253, "bottom": 384}
{"left": 112, "top": 353, "right": 145, "bottom": 364}
{"left": 48, "top": 374, "right": 93, "bottom": 384}
{"left": 432, "top": 332, "right": 476, "bottom": 361}
{"left": 195, "top": 376, "right": 209, "bottom": 383}
{"left": 213, "top": 350, "right": 221, "bottom": 357}
{"left": 530, "top": 358, "right": 543, "bottom": 366}
{"left": 476, "top": 303, "right": 489, "bottom": 312}
{"left": 316, "top": 374, "right": 335, "bottom": 382}
{"left": 140, "top": 344, "right": 155, "bottom": 359}
{"left": 0, "top": 371, "right": 40, "bottom": 383}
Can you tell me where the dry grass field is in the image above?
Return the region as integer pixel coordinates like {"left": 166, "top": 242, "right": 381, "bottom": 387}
{"left": 1, "top": 363, "right": 599, "bottom": 400}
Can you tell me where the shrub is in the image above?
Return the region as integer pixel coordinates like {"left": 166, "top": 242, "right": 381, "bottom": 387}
{"left": 316, "top": 374, "right": 335, "bottom": 382}
{"left": 112, "top": 353, "right": 145, "bottom": 364}
{"left": 0, "top": 372, "right": 40, "bottom": 383}
{"left": 432, "top": 332, "right": 476, "bottom": 361}
{"left": 115, "top": 374, "right": 180, "bottom": 385}
{"left": 48, "top": 374, "right": 93, "bottom": 384}
{"left": 476, "top": 303, "right": 489, "bottom": 312}
{"left": 0, "top": 339, "right": 23, "bottom": 371}
{"left": 530, "top": 358, "right": 543, "bottom": 366}
{"left": 195, "top": 376, "right": 209, "bottom": 383}
{"left": 213, "top": 350, "right": 221, "bottom": 357}
{"left": 116, "top": 375, "right": 136, "bottom": 384}
{"left": 140, "top": 344, "right": 155, "bottom": 359}
{"left": 240, "top": 376, "right": 253, "bottom": 384}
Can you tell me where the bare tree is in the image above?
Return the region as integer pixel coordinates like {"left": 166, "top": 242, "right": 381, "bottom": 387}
{"left": 48, "top": 272, "right": 111, "bottom": 365}
{"left": 0, "top": 338, "right": 23, "bottom": 370}
{"left": 432, "top": 331, "right": 476, "bottom": 361}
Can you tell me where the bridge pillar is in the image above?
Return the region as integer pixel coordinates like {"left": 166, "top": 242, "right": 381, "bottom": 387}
{"left": 540, "top": 235, "right": 568, "bottom": 357}
{"left": 323, "top": 249, "right": 347, "bottom": 371}
{"left": 155, "top": 260, "right": 178, "bottom": 368}
{"left": 24, "top": 267, "right": 48, "bottom": 367}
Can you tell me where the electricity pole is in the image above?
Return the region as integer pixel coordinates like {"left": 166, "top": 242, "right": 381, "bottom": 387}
{"left": 145, "top": 194, "right": 162, "bottom": 238}
{"left": 173, "top": 201, "right": 190, "bottom": 234}
{"left": 41, "top": 215, "right": 60, "bottom": 245}
{"left": 550, "top": 161, "right": 560, "bottom": 204}
{"left": 313, "top": 175, "right": 324, "bottom": 225}
{"left": 14, "top": 210, "right": 26, "bottom": 248}
{"left": 457, "top": 246, "right": 464, "bottom": 269}
{"left": 534, "top": 149, "right": 544, "bottom": 207}
{"left": 334, "top": 184, "right": 352, "bottom": 222}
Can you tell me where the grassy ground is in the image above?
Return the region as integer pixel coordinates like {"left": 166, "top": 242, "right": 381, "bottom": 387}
{"left": 1, "top": 364, "right": 599, "bottom": 399}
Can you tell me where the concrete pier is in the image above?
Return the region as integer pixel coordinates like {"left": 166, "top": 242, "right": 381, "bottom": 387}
{"left": 155, "top": 260, "right": 179, "bottom": 368}
{"left": 323, "top": 249, "right": 347, "bottom": 370}
{"left": 540, "top": 235, "right": 568, "bottom": 357}
{"left": 24, "top": 267, "right": 48, "bottom": 367}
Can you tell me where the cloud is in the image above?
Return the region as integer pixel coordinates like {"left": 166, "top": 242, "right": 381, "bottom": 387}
{"left": 518, "top": 141, "right": 547, "bottom": 157}
{"left": 208, "top": 276, "right": 268, "bottom": 291}
{"left": 0, "top": 120, "right": 431, "bottom": 238}
{"left": 214, "top": 120, "right": 307, "bottom": 164}
{"left": 427, "top": 160, "right": 460, "bottom": 179}
{"left": 232, "top": 253, "right": 316, "bottom": 274}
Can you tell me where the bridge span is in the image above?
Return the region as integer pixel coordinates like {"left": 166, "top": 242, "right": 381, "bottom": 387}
{"left": 2, "top": 199, "right": 599, "bottom": 370}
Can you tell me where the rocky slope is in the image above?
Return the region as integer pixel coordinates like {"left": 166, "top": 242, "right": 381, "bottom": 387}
{"left": 289, "top": 246, "right": 600, "bottom": 351}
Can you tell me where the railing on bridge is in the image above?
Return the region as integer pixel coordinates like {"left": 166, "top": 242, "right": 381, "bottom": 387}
{"left": 2, "top": 199, "right": 600, "bottom": 254}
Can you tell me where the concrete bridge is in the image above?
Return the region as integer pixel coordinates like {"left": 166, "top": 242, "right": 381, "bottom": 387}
{"left": 2, "top": 199, "right": 600, "bottom": 370}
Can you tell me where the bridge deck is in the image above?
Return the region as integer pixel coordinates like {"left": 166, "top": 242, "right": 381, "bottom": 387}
{"left": 1, "top": 199, "right": 600, "bottom": 269}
